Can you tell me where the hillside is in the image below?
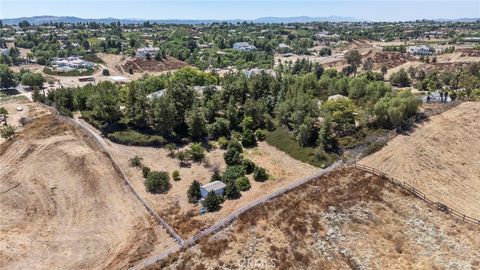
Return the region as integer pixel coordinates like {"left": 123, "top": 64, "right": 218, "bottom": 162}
{"left": 0, "top": 109, "right": 175, "bottom": 270}
{"left": 361, "top": 102, "right": 480, "bottom": 220}
{"left": 150, "top": 168, "right": 480, "bottom": 270}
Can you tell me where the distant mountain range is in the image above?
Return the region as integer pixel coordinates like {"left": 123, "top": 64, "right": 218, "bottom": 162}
{"left": 1, "top": 15, "right": 363, "bottom": 25}
{"left": 1, "top": 16, "right": 478, "bottom": 25}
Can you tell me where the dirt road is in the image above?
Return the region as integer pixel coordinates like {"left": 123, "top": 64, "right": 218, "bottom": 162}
{"left": 361, "top": 102, "right": 480, "bottom": 220}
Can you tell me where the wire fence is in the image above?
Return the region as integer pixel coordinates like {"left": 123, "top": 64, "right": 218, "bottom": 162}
{"left": 353, "top": 163, "right": 480, "bottom": 226}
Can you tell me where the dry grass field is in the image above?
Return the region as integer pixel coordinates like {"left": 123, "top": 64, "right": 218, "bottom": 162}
{"left": 0, "top": 104, "right": 175, "bottom": 270}
{"left": 105, "top": 140, "right": 317, "bottom": 239}
{"left": 361, "top": 102, "right": 480, "bottom": 220}
{"left": 150, "top": 168, "right": 480, "bottom": 270}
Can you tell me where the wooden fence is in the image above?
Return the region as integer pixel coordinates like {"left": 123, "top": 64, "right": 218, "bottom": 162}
{"left": 353, "top": 163, "right": 480, "bottom": 226}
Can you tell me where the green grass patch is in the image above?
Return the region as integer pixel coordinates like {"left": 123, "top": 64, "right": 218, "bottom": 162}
{"left": 265, "top": 127, "right": 336, "bottom": 168}
{"left": 43, "top": 67, "right": 96, "bottom": 76}
{"left": 107, "top": 130, "right": 166, "bottom": 146}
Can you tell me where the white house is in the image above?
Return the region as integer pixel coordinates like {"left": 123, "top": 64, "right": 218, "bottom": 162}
{"left": 51, "top": 56, "right": 95, "bottom": 71}
{"left": 136, "top": 47, "right": 160, "bottom": 59}
{"left": 407, "top": 45, "right": 433, "bottom": 56}
{"left": 200, "top": 181, "right": 226, "bottom": 198}
{"left": 233, "top": 42, "right": 256, "bottom": 51}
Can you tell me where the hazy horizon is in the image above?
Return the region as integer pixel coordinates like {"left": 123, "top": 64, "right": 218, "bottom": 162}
{"left": 1, "top": 1, "right": 479, "bottom": 22}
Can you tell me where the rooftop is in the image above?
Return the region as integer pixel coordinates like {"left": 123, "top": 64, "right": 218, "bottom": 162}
{"left": 201, "top": 181, "right": 226, "bottom": 192}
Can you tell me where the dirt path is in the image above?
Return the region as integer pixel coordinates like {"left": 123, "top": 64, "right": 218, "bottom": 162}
{"left": 361, "top": 102, "right": 480, "bottom": 220}
{"left": 0, "top": 109, "right": 175, "bottom": 270}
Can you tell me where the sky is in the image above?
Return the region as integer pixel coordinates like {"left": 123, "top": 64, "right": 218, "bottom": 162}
{"left": 1, "top": 0, "right": 479, "bottom": 21}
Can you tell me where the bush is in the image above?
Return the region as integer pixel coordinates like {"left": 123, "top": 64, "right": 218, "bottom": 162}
{"left": 224, "top": 147, "right": 241, "bottom": 166}
{"left": 236, "top": 176, "right": 251, "bottom": 191}
{"left": 187, "top": 180, "right": 201, "bottom": 203}
{"left": 217, "top": 137, "right": 229, "bottom": 149}
{"left": 0, "top": 125, "right": 15, "bottom": 140}
{"left": 255, "top": 129, "right": 266, "bottom": 141}
{"left": 142, "top": 166, "right": 151, "bottom": 178}
{"left": 165, "top": 143, "right": 177, "bottom": 157}
{"left": 241, "top": 158, "right": 256, "bottom": 174}
{"left": 203, "top": 191, "right": 221, "bottom": 212}
{"left": 108, "top": 130, "right": 166, "bottom": 146}
{"left": 241, "top": 129, "right": 257, "bottom": 147}
{"left": 225, "top": 180, "right": 241, "bottom": 200}
{"left": 177, "top": 150, "right": 190, "bottom": 167}
{"left": 129, "top": 155, "right": 143, "bottom": 167}
{"left": 223, "top": 165, "right": 245, "bottom": 182}
{"left": 145, "top": 171, "right": 171, "bottom": 193}
{"left": 253, "top": 166, "right": 268, "bottom": 182}
{"left": 172, "top": 170, "right": 181, "bottom": 181}
{"left": 190, "top": 143, "right": 205, "bottom": 162}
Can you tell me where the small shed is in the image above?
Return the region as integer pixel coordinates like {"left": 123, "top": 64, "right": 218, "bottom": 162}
{"left": 200, "top": 181, "right": 226, "bottom": 198}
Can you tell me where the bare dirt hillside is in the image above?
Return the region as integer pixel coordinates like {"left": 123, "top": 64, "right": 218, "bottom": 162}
{"left": 361, "top": 102, "right": 480, "bottom": 220}
{"left": 150, "top": 168, "right": 480, "bottom": 270}
{"left": 0, "top": 113, "right": 175, "bottom": 270}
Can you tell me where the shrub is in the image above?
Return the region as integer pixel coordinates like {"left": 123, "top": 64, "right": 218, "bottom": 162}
{"left": 217, "top": 137, "right": 229, "bottom": 149}
{"left": 165, "top": 143, "right": 177, "bottom": 157}
{"left": 224, "top": 147, "right": 241, "bottom": 166}
{"left": 129, "top": 155, "right": 143, "bottom": 167}
{"left": 241, "top": 158, "right": 256, "bottom": 174}
{"left": 253, "top": 166, "right": 268, "bottom": 182}
{"left": 225, "top": 180, "right": 241, "bottom": 200}
{"left": 255, "top": 129, "right": 266, "bottom": 141}
{"left": 145, "top": 171, "right": 171, "bottom": 193}
{"left": 187, "top": 180, "right": 201, "bottom": 203}
{"left": 190, "top": 143, "right": 205, "bottom": 162}
{"left": 223, "top": 165, "right": 245, "bottom": 182}
{"left": 241, "top": 129, "right": 257, "bottom": 147}
{"left": 203, "top": 191, "right": 221, "bottom": 212}
{"left": 142, "top": 166, "right": 151, "bottom": 178}
{"left": 177, "top": 150, "right": 190, "bottom": 167}
{"left": 236, "top": 176, "right": 251, "bottom": 191}
{"left": 172, "top": 170, "right": 181, "bottom": 181}
{"left": 1, "top": 125, "right": 15, "bottom": 140}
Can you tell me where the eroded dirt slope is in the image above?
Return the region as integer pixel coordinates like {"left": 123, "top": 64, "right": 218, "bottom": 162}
{"left": 361, "top": 102, "right": 480, "bottom": 220}
{"left": 0, "top": 114, "right": 175, "bottom": 270}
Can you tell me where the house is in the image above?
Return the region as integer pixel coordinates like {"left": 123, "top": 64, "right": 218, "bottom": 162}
{"left": 315, "top": 31, "right": 340, "bottom": 41}
{"left": 51, "top": 56, "right": 95, "bottom": 71}
{"left": 136, "top": 47, "right": 160, "bottom": 59}
{"left": 233, "top": 42, "right": 256, "bottom": 51}
{"left": 200, "top": 181, "right": 226, "bottom": 198}
{"left": 407, "top": 45, "right": 433, "bottom": 56}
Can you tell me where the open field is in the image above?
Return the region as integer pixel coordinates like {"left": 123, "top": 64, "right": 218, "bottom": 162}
{"left": 0, "top": 104, "right": 175, "bottom": 270}
{"left": 151, "top": 168, "right": 480, "bottom": 270}
{"left": 102, "top": 137, "right": 317, "bottom": 239}
{"left": 361, "top": 102, "right": 480, "bottom": 220}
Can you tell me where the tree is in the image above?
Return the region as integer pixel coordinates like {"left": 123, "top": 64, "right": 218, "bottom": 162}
{"left": 189, "top": 143, "right": 205, "bottom": 162}
{"left": 390, "top": 68, "right": 411, "bottom": 87}
{"left": 321, "top": 98, "right": 357, "bottom": 137}
{"left": 236, "top": 176, "right": 251, "bottom": 191}
{"left": 187, "top": 180, "right": 201, "bottom": 203}
{"left": 345, "top": 50, "right": 362, "bottom": 75}
{"left": 381, "top": 65, "right": 388, "bottom": 75}
{"left": 1, "top": 125, "right": 15, "bottom": 140}
{"left": 207, "top": 117, "right": 230, "bottom": 139}
{"left": 240, "top": 116, "right": 254, "bottom": 131}
{"left": 21, "top": 72, "right": 45, "bottom": 89}
{"left": 241, "top": 129, "right": 257, "bottom": 147}
{"left": 144, "top": 171, "right": 171, "bottom": 193}
{"left": 211, "top": 169, "right": 222, "bottom": 182}
{"left": 225, "top": 180, "right": 241, "bottom": 200}
{"left": 203, "top": 191, "right": 221, "bottom": 212}
{"left": 125, "top": 83, "right": 149, "bottom": 128}
{"left": 165, "top": 143, "right": 177, "bottom": 157}
{"left": 187, "top": 105, "right": 207, "bottom": 141}
{"left": 222, "top": 165, "right": 245, "bottom": 182}
{"left": 241, "top": 158, "right": 255, "bottom": 174}
{"left": 87, "top": 82, "right": 121, "bottom": 124}
{"left": 253, "top": 166, "right": 268, "bottom": 182}
{"left": 177, "top": 150, "right": 190, "bottom": 167}
{"left": 0, "top": 65, "right": 17, "bottom": 89}
{"left": 224, "top": 147, "right": 241, "bottom": 166}
{"left": 150, "top": 96, "right": 176, "bottom": 135}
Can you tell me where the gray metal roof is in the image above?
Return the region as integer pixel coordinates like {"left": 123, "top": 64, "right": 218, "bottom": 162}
{"left": 200, "top": 181, "right": 226, "bottom": 192}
